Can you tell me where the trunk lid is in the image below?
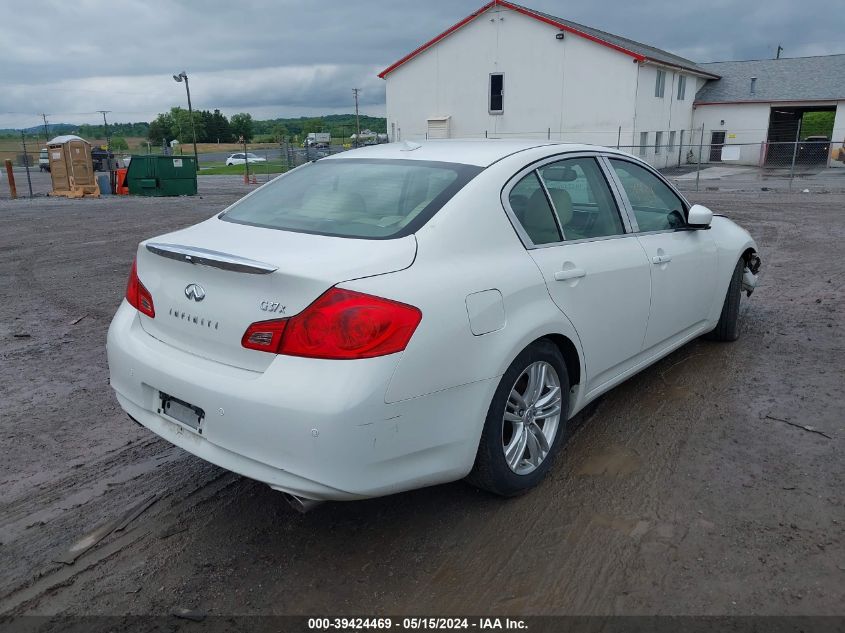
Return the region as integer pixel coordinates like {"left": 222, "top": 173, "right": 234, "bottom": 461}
{"left": 135, "top": 217, "right": 417, "bottom": 372}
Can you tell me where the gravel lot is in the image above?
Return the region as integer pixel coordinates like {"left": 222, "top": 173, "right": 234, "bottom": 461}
{"left": 0, "top": 177, "right": 842, "bottom": 619}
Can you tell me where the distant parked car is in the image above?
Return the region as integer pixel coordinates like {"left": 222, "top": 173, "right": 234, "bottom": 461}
{"left": 798, "top": 136, "right": 830, "bottom": 164}
{"left": 226, "top": 153, "right": 267, "bottom": 166}
{"left": 39, "top": 148, "right": 50, "bottom": 172}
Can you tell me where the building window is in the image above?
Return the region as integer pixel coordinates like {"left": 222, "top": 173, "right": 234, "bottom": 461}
{"left": 655, "top": 70, "right": 666, "bottom": 98}
{"left": 668, "top": 130, "right": 676, "bottom": 151}
{"left": 639, "top": 132, "right": 648, "bottom": 156}
{"left": 677, "top": 75, "right": 686, "bottom": 100}
{"left": 489, "top": 73, "right": 504, "bottom": 114}
{"left": 655, "top": 131, "right": 663, "bottom": 154}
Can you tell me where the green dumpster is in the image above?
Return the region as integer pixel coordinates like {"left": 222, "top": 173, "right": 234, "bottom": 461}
{"left": 126, "top": 155, "right": 197, "bottom": 196}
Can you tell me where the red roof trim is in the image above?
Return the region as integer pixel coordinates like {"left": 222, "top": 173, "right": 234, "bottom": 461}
{"left": 378, "top": 0, "right": 648, "bottom": 79}
{"left": 495, "top": 0, "right": 646, "bottom": 63}
{"left": 378, "top": 1, "right": 497, "bottom": 79}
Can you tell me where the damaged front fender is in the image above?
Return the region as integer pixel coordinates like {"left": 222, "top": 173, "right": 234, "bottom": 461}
{"left": 742, "top": 252, "right": 761, "bottom": 297}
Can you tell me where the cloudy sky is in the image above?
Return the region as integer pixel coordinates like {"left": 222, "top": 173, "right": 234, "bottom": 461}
{"left": 1, "top": 0, "right": 843, "bottom": 129}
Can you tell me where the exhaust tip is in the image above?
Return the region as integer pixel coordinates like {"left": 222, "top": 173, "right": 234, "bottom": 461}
{"left": 282, "top": 493, "right": 324, "bottom": 514}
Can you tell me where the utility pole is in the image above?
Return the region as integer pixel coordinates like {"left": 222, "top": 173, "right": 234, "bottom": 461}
{"left": 352, "top": 88, "right": 361, "bottom": 147}
{"left": 97, "top": 110, "right": 111, "bottom": 149}
{"left": 776, "top": 44, "right": 784, "bottom": 59}
{"left": 40, "top": 113, "right": 50, "bottom": 142}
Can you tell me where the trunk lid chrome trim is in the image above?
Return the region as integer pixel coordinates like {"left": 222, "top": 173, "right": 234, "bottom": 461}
{"left": 145, "top": 242, "right": 278, "bottom": 275}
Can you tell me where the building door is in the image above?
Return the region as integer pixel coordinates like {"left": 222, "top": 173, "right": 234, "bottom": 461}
{"left": 709, "top": 131, "right": 726, "bottom": 162}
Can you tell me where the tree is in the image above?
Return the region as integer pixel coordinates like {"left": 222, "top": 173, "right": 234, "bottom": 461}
{"left": 205, "top": 109, "right": 232, "bottom": 143}
{"left": 148, "top": 112, "right": 174, "bottom": 143}
{"left": 270, "top": 123, "right": 289, "bottom": 142}
{"left": 230, "top": 113, "right": 254, "bottom": 142}
{"left": 110, "top": 136, "right": 129, "bottom": 150}
{"left": 169, "top": 107, "right": 205, "bottom": 145}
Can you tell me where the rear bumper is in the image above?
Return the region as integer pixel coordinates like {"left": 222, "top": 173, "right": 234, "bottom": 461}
{"left": 107, "top": 302, "right": 493, "bottom": 500}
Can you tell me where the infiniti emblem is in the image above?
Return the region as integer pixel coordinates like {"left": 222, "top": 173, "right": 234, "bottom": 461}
{"left": 184, "top": 283, "right": 206, "bottom": 302}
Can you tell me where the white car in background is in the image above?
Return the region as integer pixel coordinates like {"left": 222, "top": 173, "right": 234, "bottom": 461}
{"left": 225, "top": 152, "right": 266, "bottom": 166}
{"left": 107, "top": 140, "right": 760, "bottom": 510}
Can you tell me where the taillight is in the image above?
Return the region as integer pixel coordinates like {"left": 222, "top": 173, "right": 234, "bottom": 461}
{"left": 125, "top": 258, "right": 155, "bottom": 318}
{"left": 241, "top": 288, "right": 422, "bottom": 359}
{"left": 242, "top": 319, "right": 287, "bottom": 352}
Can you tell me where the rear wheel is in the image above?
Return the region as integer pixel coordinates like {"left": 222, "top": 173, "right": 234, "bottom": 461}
{"left": 467, "top": 341, "right": 569, "bottom": 496}
{"left": 706, "top": 257, "right": 744, "bottom": 342}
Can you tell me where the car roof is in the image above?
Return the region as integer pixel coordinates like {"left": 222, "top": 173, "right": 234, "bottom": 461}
{"left": 324, "top": 139, "right": 631, "bottom": 167}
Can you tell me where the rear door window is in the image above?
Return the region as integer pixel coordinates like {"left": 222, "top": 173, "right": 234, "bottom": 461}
{"left": 536, "top": 157, "right": 625, "bottom": 240}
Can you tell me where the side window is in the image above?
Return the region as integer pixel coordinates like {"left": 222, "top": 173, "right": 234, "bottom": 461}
{"left": 537, "top": 157, "right": 625, "bottom": 240}
{"left": 508, "top": 172, "right": 561, "bottom": 245}
{"left": 655, "top": 70, "right": 666, "bottom": 98}
{"left": 490, "top": 73, "right": 504, "bottom": 114}
{"left": 609, "top": 159, "right": 687, "bottom": 231}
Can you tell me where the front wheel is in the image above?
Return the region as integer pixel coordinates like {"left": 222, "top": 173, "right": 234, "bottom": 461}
{"left": 467, "top": 340, "right": 569, "bottom": 496}
{"left": 706, "top": 257, "right": 744, "bottom": 342}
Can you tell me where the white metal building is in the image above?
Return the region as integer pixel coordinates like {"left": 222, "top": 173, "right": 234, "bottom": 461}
{"left": 692, "top": 55, "right": 845, "bottom": 167}
{"left": 379, "top": 0, "right": 719, "bottom": 168}
{"left": 380, "top": 1, "right": 845, "bottom": 169}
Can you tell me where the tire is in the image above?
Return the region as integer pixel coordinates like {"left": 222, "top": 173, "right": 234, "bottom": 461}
{"left": 706, "top": 257, "right": 744, "bottom": 342}
{"left": 467, "top": 340, "right": 569, "bottom": 496}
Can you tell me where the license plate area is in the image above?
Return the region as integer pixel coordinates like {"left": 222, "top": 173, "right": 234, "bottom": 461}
{"left": 159, "top": 391, "right": 205, "bottom": 434}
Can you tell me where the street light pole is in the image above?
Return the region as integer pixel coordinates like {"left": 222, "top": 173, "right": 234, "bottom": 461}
{"left": 173, "top": 71, "right": 199, "bottom": 167}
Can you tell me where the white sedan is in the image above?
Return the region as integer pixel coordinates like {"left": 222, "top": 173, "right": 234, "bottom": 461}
{"left": 225, "top": 152, "right": 266, "bottom": 166}
{"left": 107, "top": 140, "right": 760, "bottom": 509}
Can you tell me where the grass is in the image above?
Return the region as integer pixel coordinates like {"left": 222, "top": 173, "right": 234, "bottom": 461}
{"left": 197, "top": 161, "right": 288, "bottom": 176}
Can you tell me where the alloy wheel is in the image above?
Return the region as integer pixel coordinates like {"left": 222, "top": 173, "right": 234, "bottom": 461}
{"left": 502, "top": 361, "right": 562, "bottom": 475}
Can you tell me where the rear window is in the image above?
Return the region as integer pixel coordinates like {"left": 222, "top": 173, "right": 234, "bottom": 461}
{"left": 220, "top": 158, "right": 482, "bottom": 239}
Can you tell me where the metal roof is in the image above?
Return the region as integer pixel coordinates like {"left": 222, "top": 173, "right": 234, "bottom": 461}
{"left": 379, "top": 0, "right": 719, "bottom": 79}
{"left": 695, "top": 55, "right": 845, "bottom": 104}
{"left": 47, "top": 135, "right": 84, "bottom": 145}
{"left": 507, "top": 2, "right": 718, "bottom": 78}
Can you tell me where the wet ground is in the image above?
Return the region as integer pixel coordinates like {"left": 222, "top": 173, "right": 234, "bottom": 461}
{"left": 0, "top": 179, "right": 842, "bottom": 618}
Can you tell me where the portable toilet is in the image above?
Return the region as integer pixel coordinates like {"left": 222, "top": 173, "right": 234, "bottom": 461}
{"left": 47, "top": 135, "right": 100, "bottom": 198}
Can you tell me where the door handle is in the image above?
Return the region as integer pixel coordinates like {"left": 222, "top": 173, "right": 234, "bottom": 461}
{"left": 554, "top": 268, "right": 586, "bottom": 281}
{"left": 652, "top": 254, "right": 672, "bottom": 265}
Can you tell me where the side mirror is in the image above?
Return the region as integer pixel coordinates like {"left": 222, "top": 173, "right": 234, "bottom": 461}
{"left": 687, "top": 204, "right": 713, "bottom": 229}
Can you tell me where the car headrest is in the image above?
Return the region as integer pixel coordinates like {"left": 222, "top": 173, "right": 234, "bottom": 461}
{"left": 546, "top": 188, "right": 573, "bottom": 226}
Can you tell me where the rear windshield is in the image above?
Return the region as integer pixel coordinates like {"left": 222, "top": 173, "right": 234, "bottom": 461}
{"left": 220, "top": 158, "right": 482, "bottom": 239}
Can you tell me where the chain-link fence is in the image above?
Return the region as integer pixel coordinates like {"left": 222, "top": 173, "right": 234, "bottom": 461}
{"left": 3, "top": 125, "right": 843, "bottom": 199}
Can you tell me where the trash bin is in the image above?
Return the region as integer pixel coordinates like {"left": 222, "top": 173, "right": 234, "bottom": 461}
{"left": 115, "top": 168, "right": 129, "bottom": 195}
{"left": 125, "top": 155, "right": 197, "bottom": 196}
{"left": 97, "top": 174, "right": 112, "bottom": 195}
